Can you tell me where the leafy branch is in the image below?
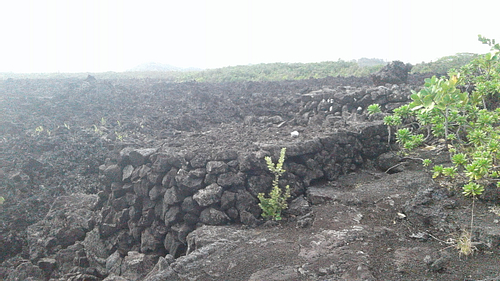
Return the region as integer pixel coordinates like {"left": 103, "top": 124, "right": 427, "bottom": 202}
{"left": 258, "top": 147, "right": 291, "bottom": 221}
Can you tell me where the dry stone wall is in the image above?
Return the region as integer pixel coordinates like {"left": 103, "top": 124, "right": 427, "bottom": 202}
{"left": 97, "top": 83, "right": 416, "bottom": 259}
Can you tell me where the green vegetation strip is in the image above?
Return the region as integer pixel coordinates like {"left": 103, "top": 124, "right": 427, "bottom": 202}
{"left": 1, "top": 54, "right": 478, "bottom": 83}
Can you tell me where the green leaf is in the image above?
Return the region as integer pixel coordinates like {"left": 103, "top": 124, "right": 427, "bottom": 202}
{"left": 423, "top": 95, "right": 435, "bottom": 108}
{"left": 452, "top": 153, "right": 468, "bottom": 166}
{"left": 433, "top": 165, "right": 444, "bottom": 178}
{"left": 410, "top": 93, "right": 423, "bottom": 105}
{"left": 435, "top": 103, "right": 446, "bottom": 111}
{"left": 367, "top": 104, "right": 382, "bottom": 115}
{"left": 463, "top": 182, "right": 484, "bottom": 197}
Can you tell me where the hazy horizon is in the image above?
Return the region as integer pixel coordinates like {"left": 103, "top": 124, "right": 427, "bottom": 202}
{"left": 1, "top": 0, "right": 498, "bottom": 73}
{"left": 0, "top": 58, "right": 392, "bottom": 74}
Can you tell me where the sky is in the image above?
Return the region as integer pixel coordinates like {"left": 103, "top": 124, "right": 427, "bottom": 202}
{"left": 0, "top": 0, "right": 498, "bottom": 73}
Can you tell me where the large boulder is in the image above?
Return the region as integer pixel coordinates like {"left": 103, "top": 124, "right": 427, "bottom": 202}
{"left": 26, "top": 194, "right": 98, "bottom": 261}
{"left": 106, "top": 251, "right": 158, "bottom": 281}
{"left": 129, "top": 148, "right": 157, "bottom": 166}
{"left": 4, "top": 261, "right": 45, "bottom": 281}
{"left": 371, "top": 61, "right": 413, "bottom": 86}
{"left": 199, "top": 208, "right": 230, "bottom": 225}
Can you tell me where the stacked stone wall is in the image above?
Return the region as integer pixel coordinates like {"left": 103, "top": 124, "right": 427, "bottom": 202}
{"left": 97, "top": 83, "right": 416, "bottom": 258}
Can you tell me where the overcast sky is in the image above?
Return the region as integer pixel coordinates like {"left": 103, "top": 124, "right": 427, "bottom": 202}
{"left": 0, "top": 0, "right": 498, "bottom": 73}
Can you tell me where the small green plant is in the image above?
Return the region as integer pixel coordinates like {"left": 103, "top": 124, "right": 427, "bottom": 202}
{"left": 451, "top": 153, "right": 467, "bottom": 166}
{"left": 0, "top": 196, "right": 4, "bottom": 205}
{"left": 442, "top": 166, "right": 458, "bottom": 178}
{"left": 258, "top": 147, "right": 291, "bottom": 221}
{"left": 457, "top": 182, "right": 483, "bottom": 256}
{"left": 396, "top": 128, "right": 424, "bottom": 151}
{"left": 367, "top": 104, "right": 381, "bottom": 115}
{"left": 462, "top": 182, "right": 484, "bottom": 197}
{"left": 34, "top": 126, "right": 51, "bottom": 136}
{"left": 456, "top": 230, "right": 474, "bottom": 257}
{"left": 393, "top": 104, "right": 412, "bottom": 117}
{"left": 383, "top": 115, "right": 402, "bottom": 144}
{"left": 115, "top": 131, "right": 127, "bottom": 141}
{"left": 114, "top": 120, "right": 127, "bottom": 141}
{"left": 432, "top": 164, "right": 444, "bottom": 178}
{"left": 35, "top": 126, "right": 44, "bottom": 134}
{"left": 93, "top": 125, "right": 103, "bottom": 136}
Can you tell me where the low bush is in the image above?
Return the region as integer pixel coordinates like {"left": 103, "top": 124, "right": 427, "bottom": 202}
{"left": 375, "top": 35, "right": 500, "bottom": 255}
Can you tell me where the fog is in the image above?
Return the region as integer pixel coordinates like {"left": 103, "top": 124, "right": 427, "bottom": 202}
{"left": 0, "top": 0, "right": 498, "bottom": 73}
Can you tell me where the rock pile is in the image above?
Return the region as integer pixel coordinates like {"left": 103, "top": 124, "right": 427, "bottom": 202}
{"left": 2, "top": 72, "right": 436, "bottom": 280}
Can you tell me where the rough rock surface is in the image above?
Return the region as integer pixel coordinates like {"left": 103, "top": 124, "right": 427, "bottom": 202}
{"left": 371, "top": 61, "right": 413, "bottom": 86}
{"left": 140, "top": 167, "right": 500, "bottom": 280}
{"left": 1, "top": 73, "right": 499, "bottom": 280}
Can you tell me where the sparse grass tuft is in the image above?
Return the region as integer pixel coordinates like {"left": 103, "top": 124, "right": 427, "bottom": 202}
{"left": 456, "top": 230, "right": 475, "bottom": 257}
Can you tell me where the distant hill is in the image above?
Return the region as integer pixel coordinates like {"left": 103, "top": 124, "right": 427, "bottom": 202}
{"left": 1, "top": 53, "right": 478, "bottom": 82}
{"left": 128, "top": 62, "right": 201, "bottom": 72}
{"left": 411, "top": 53, "right": 478, "bottom": 74}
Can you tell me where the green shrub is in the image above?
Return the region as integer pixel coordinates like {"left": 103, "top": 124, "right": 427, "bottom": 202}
{"left": 258, "top": 147, "right": 291, "bottom": 221}
{"left": 411, "top": 53, "right": 478, "bottom": 74}
{"left": 367, "top": 104, "right": 381, "bottom": 115}
{"left": 382, "top": 35, "right": 500, "bottom": 255}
